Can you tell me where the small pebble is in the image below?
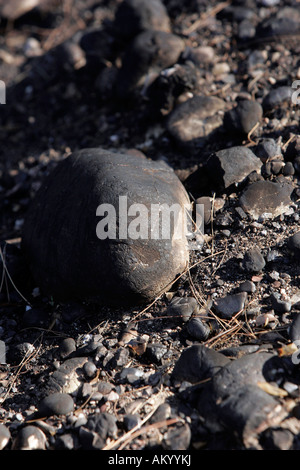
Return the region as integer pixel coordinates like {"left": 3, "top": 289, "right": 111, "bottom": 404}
{"left": 242, "top": 247, "right": 266, "bottom": 272}
{"left": 12, "top": 425, "right": 46, "bottom": 450}
{"left": 38, "top": 393, "right": 74, "bottom": 417}
{"left": 186, "top": 317, "right": 210, "bottom": 341}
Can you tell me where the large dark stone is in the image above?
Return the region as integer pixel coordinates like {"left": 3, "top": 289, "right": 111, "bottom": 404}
{"left": 22, "top": 148, "right": 190, "bottom": 305}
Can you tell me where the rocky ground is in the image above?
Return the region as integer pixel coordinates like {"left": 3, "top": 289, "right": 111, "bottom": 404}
{"left": 0, "top": 0, "right": 300, "bottom": 452}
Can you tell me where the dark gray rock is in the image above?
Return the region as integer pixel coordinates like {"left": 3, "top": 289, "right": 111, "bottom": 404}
{"left": 0, "top": 423, "right": 10, "bottom": 450}
{"left": 12, "top": 425, "right": 46, "bottom": 450}
{"left": 261, "top": 427, "right": 294, "bottom": 450}
{"left": 171, "top": 344, "right": 230, "bottom": 384}
{"left": 167, "top": 296, "right": 198, "bottom": 322}
{"left": 113, "top": 0, "right": 171, "bottom": 38}
{"left": 166, "top": 95, "right": 225, "bottom": 148}
{"left": 270, "top": 292, "right": 291, "bottom": 313}
{"left": 150, "top": 402, "right": 171, "bottom": 423}
{"left": 22, "top": 148, "right": 190, "bottom": 305}
{"left": 59, "top": 338, "right": 76, "bottom": 359}
{"left": 242, "top": 247, "right": 265, "bottom": 273}
{"left": 239, "top": 180, "right": 293, "bottom": 220}
{"left": 213, "top": 292, "right": 248, "bottom": 319}
{"left": 255, "top": 138, "right": 282, "bottom": 162}
{"left": 123, "top": 414, "right": 141, "bottom": 431}
{"left": 117, "top": 30, "right": 184, "bottom": 97}
{"left": 38, "top": 393, "right": 74, "bottom": 417}
{"left": 146, "top": 342, "right": 168, "bottom": 364}
{"left": 239, "top": 280, "right": 256, "bottom": 294}
{"left": 283, "top": 162, "right": 295, "bottom": 176}
{"left": 83, "top": 361, "right": 97, "bottom": 379}
{"left": 257, "top": 8, "right": 300, "bottom": 39}
{"left": 205, "top": 146, "right": 262, "bottom": 189}
{"left": 86, "top": 412, "right": 118, "bottom": 440}
{"left": 119, "top": 367, "right": 144, "bottom": 385}
{"left": 186, "top": 317, "right": 210, "bottom": 341}
{"left": 224, "top": 100, "right": 263, "bottom": 134}
{"left": 163, "top": 422, "right": 191, "bottom": 450}
{"left": 262, "top": 86, "right": 293, "bottom": 110}
{"left": 287, "top": 232, "right": 300, "bottom": 258}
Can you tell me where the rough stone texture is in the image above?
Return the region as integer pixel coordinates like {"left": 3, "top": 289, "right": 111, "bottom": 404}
{"left": 116, "top": 30, "right": 185, "bottom": 97}
{"left": 213, "top": 292, "right": 248, "bottom": 319}
{"left": 243, "top": 247, "right": 266, "bottom": 272}
{"left": 171, "top": 345, "right": 230, "bottom": 384}
{"left": 205, "top": 146, "right": 262, "bottom": 189}
{"left": 166, "top": 95, "right": 225, "bottom": 148}
{"left": 22, "top": 148, "right": 190, "bottom": 305}
{"left": 239, "top": 180, "right": 294, "bottom": 220}
{"left": 224, "top": 100, "right": 263, "bottom": 134}
{"left": 113, "top": 0, "right": 171, "bottom": 38}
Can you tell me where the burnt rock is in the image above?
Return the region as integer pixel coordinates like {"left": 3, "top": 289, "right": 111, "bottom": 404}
{"left": 116, "top": 30, "right": 184, "bottom": 98}
{"left": 166, "top": 95, "right": 225, "bottom": 148}
{"left": 262, "top": 86, "right": 293, "bottom": 111}
{"left": 38, "top": 393, "right": 74, "bottom": 417}
{"left": 171, "top": 344, "right": 230, "bottom": 384}
{"left": 204, "top": 146, "right": 262, "bottom": 190}
{"left": 224, "top": 100, "right": 263, "bottom": 135}
{"left": 270, "top": 292, "right": 291, "bottom": 314}
{"left": 213, "top": 292, "right": 248, "bottom": 319}
{"left": 242, "top": 247, "right": 265, "bottom": 273}
{"left": 239, "top": 180, "right": 293, "bottom": 220}
{"left": 186, "top": 317, "right": 210, "bottom": 341}
{"left": 22, "top": 148, "right": 190, "bottom": 305}
{"left": 113, "top": 0, "right": 171, "bottom": 39}
{"left": 167, "top": 296, "right": 198, "bottom": 322}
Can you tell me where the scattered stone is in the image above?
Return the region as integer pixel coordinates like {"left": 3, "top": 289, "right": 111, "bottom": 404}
{"left": 119, "top": 367, "right": 144, "bottom": 385}
{"left": 204, "top": 146, "right": 262, "bottom": 190}
{"left": 22, "top": 149, "right": 191, "bottom": 305}
{"left": 195, "top": 196, "right": 225, "bottom": 225}
{"left": 270, "top": 292, "right": 291, "bottom": 314}
{"left": 83, "top": 361, "right": 97, "bottom": 380}
{"left": 239, "top": 280, "right": 256, "bottom": 294}
{"left": 287, "top": 232, "right": 300, "bottom": 258}
{"left": 0, "top": 424, "right": 10, "bottom": 450}
{"left": 85, "top": 412, "right": 118, "bottom": 440}
{"left": 59, "top": 338, "right": 76, "bottom": 359}
{"left": 12, "top": 425, "right": 47, "bottom": 450}
{"left": 186, "top": 317, "right": 210, "bottom": 341}
{"left": 146, "top": 343, "right": 168, "bottom": 364}
{"left": 123, "top": 414, "right": 141, "bottom": 431}
{"left": 167, "top": 296, "right": 198, "bottom": 322}
{"left": 261, "top": 427, "right": 294, "bottom": 450}
{"left": 166, "top": 95, "right": 225, "bottom": 148}
{"left": 38, "top": 393, "right": 74, "bottom": 417}
{"left": 116, "top": 30, "right": 184, "bottom": 97}
{"left": 224, "top": 100, "right": 263, "bottom": 134}
{"left": 242, "top": 247, "right": 266, "bottom": 273}
{"left": 239, "top": 180, "right": 293, "bottom": 220}
{"left": 213, "top": 292, "right": 248, "bottom": 319}
{"left": 150, "top": 403, "right": 171, "bottom": 423}
{"left": 255, "top": 138, "right": 282, "bottom": 162}
{"left": 171, "top": 345, "right": 230, "bottom": 384}
{"left": 262, "top": 86, "right": 293, "bottom": 110}
{"left": 113, "top": 0, "right": 171, "bottom": 38}
{"left": 163, "top": 422, "right": 191, "bottom": 450}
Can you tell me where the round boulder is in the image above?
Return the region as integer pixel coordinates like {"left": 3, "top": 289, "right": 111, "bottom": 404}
{"left": 22, "top": 149, "right": 191, "bottom": 305}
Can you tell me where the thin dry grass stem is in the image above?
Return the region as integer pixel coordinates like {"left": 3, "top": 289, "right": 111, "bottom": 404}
{"left": 118, "top": 417, "right": 181, "bottom": 450}
{"left": 183, "top": 1, "right": 231, "bottom": 35}
{"left": 246, "top": 121, "right": 260, "bottom": 145}
{"left": 282, "top": 134, "right": 296, "bottom": 152}
{"left": 1, "top": 336, "right": 43, "bottom": 406}
{"left": 131, "top": 249, "right": 226, "bottom": 323}
{"left": 0, "top": 245, "right": 31, "bottom": 306}
{"left": 102, "top": 393, "right": 168, "bottom": 450}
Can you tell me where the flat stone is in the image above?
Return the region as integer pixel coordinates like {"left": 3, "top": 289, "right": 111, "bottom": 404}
{"left": 239, "top": 280, "right": 256, "bottom": 293}
{"left": 22, "top": 148, "right": 190, "bottom": 305}
{"left": 166, "top": 95, "right": 225, "bottom": 148}
{"left": 239, "top": 180, "right": 293, "bottom": 220}
{"left": 213, "top": 292, "right": 248, "bottom": 319}
{"left": 116, "top": 30, "right": 184, "bottom": 97}
{"left": 205, "top": 146, "right": 262, "bottom": 189}
{"left": 171, "top": 344, "right": 230, "bottom": 384}
{"left": 38, "top": 393, "right": 74, "bottom": 417}
{"left": 224, "top": 100, "right": 263, "bottom": 134}
{"left": 167, "top": 296, "right": 198, "bottom": 322}
{"left": 242, "top": 247, "right": 266, "bottom": 273}
{"left": 113, "top": 0, "right": 171, "bottom": 38}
